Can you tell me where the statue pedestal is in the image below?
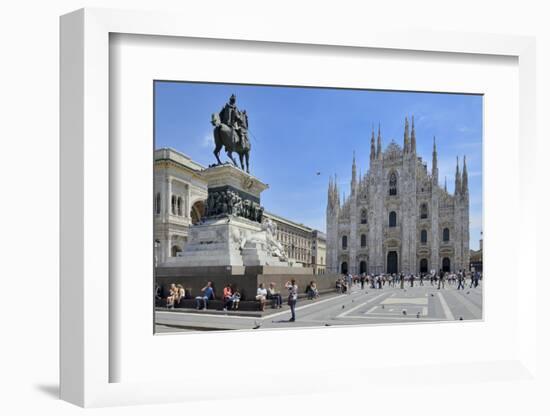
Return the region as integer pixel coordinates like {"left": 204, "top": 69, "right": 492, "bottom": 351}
{"left": 156, "top": 164, "right": 312, "bottom": 300}
{"left": 165, "top": 215, "right": 262, "bottom": 267}
{"left": 201, "top": 163, "right": 268, "bottom": 202}
{"left": 164, "top": 164, "right": 287, "bottom": 268}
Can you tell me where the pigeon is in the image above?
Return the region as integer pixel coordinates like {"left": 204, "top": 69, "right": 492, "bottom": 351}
{"left": 381, "top": 305, "right": 385, "bottom": 309}
{"left": 316, "top": 172, "right": 321, "bottom": 176}
{"left": 342, "top": 305, "right": 345, "bottom": 309}
{"left": 430, "top": 293, "right": 434, "bottom": 297}
{"left": 325, "top": 323, "right": 331, "bottom": 326}
{"left": 459, "top": 316, "right": 464, "bottom": 321}
{"left": 402, "top": 309, "right": 407, "bottom": 315}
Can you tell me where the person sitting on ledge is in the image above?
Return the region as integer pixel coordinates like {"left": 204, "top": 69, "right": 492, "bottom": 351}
{"left": 307, "top": 281, "right": 319, "bottom": 299}
{"left": 223, "top": 284, "right": 233, "bottom": 311}
{"left": 267, "top": 282, "right": 283, "bottom": 308}
{"left": 256, "top": 283, "right": 267, "bottom": 311}
{"left": 195, "top": 281, "right": 215, "bottom": 310}
{"left": 176, "top": 284, "right": 186, "bottom": 305}
{"left": 166, "top": 283, "right": 177, "bottom": 309}
{"left": 231, "top": 289, "right": 241, "bottom": 310}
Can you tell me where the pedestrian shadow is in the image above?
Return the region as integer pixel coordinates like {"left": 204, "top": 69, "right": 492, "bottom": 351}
{"left": 271, "top": 319, "right": 291, "bottom": 324}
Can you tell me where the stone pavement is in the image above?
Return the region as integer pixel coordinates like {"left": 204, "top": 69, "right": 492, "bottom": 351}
{"left": 155, "top": 280, "right": 483, "bottom": 333}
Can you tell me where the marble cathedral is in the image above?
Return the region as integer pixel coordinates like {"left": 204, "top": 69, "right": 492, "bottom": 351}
{"left": 326, "top": 117, "right": 470, "bottom": 275}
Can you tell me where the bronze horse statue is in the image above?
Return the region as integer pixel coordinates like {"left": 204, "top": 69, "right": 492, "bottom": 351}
{"left": 211, "top": 113, "right": 251, "bottom": 173}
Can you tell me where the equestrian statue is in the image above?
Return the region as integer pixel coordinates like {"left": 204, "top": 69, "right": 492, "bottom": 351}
{"left": 211, "top": 94, "right": 251, "bottom": 173}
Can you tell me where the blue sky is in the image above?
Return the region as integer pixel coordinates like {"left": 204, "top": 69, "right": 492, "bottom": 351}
{"left": 155, "top": 82, "right": 483, "bottom": 250}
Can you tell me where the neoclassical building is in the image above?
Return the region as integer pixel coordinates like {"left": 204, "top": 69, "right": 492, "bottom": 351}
{"left": 326, "top": 117, "right": 470, "bottom": 275}
{"left": 154, "top": 147, "right": 326, "bottom": 271}
{"left": 154, "top": 148, "right": 208, "bottom": 265}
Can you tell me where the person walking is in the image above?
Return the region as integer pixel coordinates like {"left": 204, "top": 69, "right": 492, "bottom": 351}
{"left": 457, "top": 272, "right": 465, "bottom": 290}
{"left": 437, "top": 270, "right": 446, "bottom": 290}
{"left": 346, "top": 272, "right": 353, "bottom": 294}
{"left": 419, "top": 274, "right": 424, "bottom": 286}
{"left": 360, "top": 273, "right": 365, "bottom": 290}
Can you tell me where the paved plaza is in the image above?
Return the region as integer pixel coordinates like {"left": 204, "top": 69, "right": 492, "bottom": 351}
{"left": 155, "top": 280, "right": 482, "bottom": 333}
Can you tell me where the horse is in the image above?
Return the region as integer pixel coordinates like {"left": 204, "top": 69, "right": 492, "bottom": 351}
{"left": 211, "top": 113, "right": 251, "bottom": 173}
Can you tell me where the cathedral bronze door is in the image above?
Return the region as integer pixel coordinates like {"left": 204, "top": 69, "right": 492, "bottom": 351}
{"left": 341, "top": 262, "right": 348, "bottom": 274}
{"left": 420, "top": 258, "right": 428, "bottom": 274}
{"left": 387, "top": 251, "right": 398, "bottom": 274}
{"left": 442, "top": 257, "right": 451, "bottom": 273}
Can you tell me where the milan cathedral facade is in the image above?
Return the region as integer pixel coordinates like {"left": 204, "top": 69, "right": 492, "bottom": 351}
{"left": 326, "top": 117, "right": 470, "bottom": 276}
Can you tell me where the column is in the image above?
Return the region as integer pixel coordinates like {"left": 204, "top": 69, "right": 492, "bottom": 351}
{"left": 166, "top": 176, "right": 172, "bottom": 217}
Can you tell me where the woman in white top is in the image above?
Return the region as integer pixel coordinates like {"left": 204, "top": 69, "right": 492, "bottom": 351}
{"left": 256, "top": 283, "right": 267, "bottom": 311}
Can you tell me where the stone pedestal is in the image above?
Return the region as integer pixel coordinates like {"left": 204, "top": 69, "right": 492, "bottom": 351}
{"left": 156, "top": 164, "right": 312, "bottom": 300}
{"left": 165, "top": 215, "right": 263, "bottom": 267}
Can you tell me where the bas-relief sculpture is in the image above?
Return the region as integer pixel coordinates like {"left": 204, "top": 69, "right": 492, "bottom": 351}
{"left": 204, "top": 188, "right": 264, "bottom": 223}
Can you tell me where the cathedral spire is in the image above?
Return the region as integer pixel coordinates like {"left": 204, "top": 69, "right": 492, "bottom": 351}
{"left": 376, "top": 123, "right": 382, "bottom": 160}
{"left": 454, "top": 156, "right": 462, "bottom": 196}
{"left": 351, "top": 151, "right": 357, "bottom": 195}
{"left": 410, "top": 115, "right": 417, "bottom": 154}
{"left": 370, "top": 125, "right": 376, "bottom": 161}
{"left": 432, "top": 136, "right": 438, "bottom": 185}
{"left": 462, "top": 155, "right": 469, "bottom": 196}
{"left": 334, "top": 174, "right": 340, "bottom": 207}
{"left": 403, "top": 117, "right": 410, "bottom": 153}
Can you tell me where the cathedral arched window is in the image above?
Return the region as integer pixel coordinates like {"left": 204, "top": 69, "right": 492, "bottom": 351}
{"left": 342, "top": 235, "right": 348, "bottom": 250}
{"left": 389, "top": 172, "right": 397, "bottom": 196}
{"left": 155, "top": 192, "right": 161, "bottom": 215}
{"left": 177, "top": 196, "right": 183, "bottom": 216}
{"left": 389, "top": 211, "right": 397, "bottom": 227}
{"left": 360, "top": 209, "right": 367, "bottom": 224}
{"left": 360, "top": 234, "right": 367, "bottom": 247}
{"left": 420, "top": 229, "right": 427, "bottom": 244}
{"left": 420, "top": 203, "right": 428, "bottom": 219}
{"left": 443, "top": 227, "right": 450, "bottom": 242}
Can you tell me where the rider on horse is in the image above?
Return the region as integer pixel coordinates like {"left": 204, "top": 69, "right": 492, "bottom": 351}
{"left": 219, "top": 94, "right": 249, "bottom": 148}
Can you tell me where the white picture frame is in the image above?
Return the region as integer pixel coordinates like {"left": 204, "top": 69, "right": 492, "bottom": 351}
{"left": 60, "top": 8, "right": 537, "bottom": 408}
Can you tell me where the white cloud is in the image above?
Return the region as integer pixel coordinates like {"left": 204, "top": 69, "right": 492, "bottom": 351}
{"left": 201, "top": 132, "right": 213, "bottom": 148}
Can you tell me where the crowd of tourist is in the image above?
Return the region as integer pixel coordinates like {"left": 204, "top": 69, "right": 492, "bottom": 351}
{"left": 155, "top": 278, "right": 312, "bottom": 320}
{"left": 156, "top": 269, "right": 482, "bottom": 324}
{"left": 336, "top": 269, "right": 482, "bottom": 291}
